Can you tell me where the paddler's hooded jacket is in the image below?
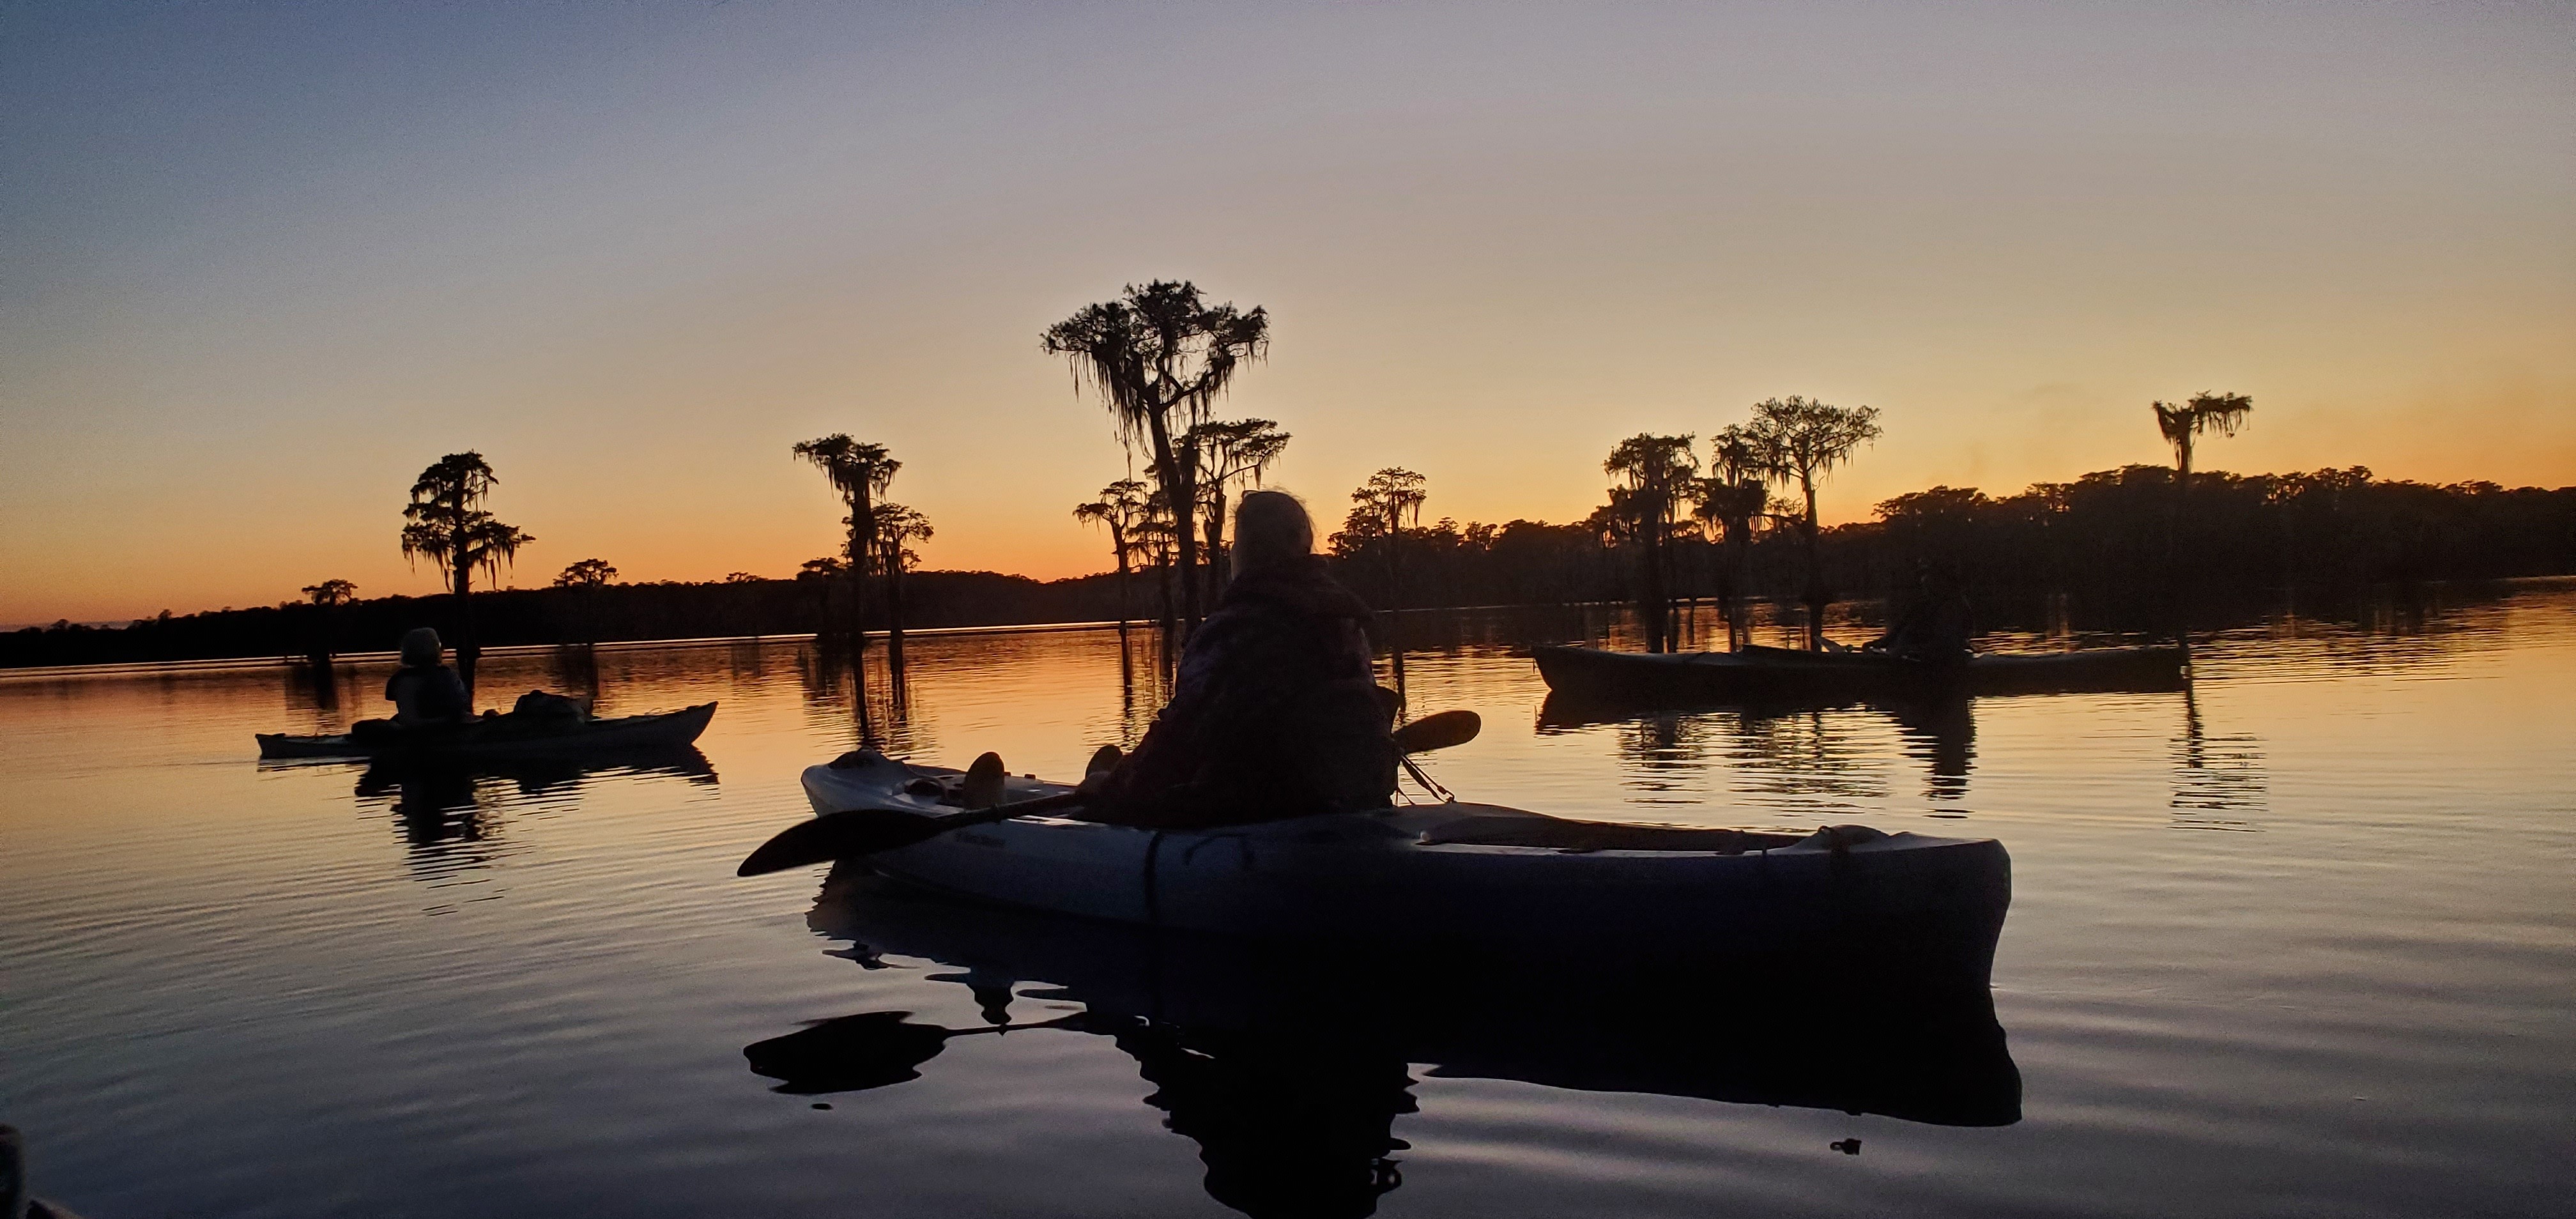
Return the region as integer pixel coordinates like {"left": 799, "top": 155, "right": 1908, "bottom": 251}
{"left": 1091, "top": 556, "right": 1397, "bottom": 828}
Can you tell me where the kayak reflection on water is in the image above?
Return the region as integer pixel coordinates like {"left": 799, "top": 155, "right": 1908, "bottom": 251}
{"left": 336, "top": 746, "right": 717, "bottom": 854}
{"left": 746, "top": 873, "right": 2020, "bottom": 1219}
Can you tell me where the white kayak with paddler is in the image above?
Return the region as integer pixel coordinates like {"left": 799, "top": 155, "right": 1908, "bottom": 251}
{"left": 743, "top": 710, "right": 2012, "bottom": 969}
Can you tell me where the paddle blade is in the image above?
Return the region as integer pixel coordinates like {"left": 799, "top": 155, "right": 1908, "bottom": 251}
{"left": 737, "top": 808, "right": 951, "bottom": 876}
{"left": 1393, "top": 709, "right": 1480, "bottom": 754}
{"left": 743, "top": 1011, "right": 954, "bottom": 1094}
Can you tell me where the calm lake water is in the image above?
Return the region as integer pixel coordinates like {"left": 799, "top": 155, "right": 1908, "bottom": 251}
{"left": 4, "top": 585, "right": 2571, "bottom": 1217}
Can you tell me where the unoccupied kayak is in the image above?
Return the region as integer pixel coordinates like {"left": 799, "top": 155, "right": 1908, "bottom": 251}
{"left": 256, "top": 702, "right": 716, "bottom": 760}
{"left": 799, "top": 751, "right": 2011, "bottom": 974}
{"left": 1532, "top": 641, "right": 2188, "bottom": 701}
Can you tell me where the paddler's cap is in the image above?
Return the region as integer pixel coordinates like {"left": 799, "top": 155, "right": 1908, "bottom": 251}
{"left": 399, "top": 627, "right": 443, "bottom": 666}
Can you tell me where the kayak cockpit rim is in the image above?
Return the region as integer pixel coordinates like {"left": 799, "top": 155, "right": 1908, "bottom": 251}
{"left": 812, "top": 751, "right": 1896, "bottom": 858}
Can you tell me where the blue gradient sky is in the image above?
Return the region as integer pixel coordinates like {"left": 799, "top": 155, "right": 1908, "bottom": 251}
{"left": 6, "top": 2, "right": 2570, "bottom": 622}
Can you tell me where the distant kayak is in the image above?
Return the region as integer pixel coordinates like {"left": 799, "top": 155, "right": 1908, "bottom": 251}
{"left": 1532, "top": 642, "right": 2187, "bottom": 701}
{"left": 256, "top": 702, "right": 716, "bottom": 760}
{"left": 799, "top": 751, "right": 2011, "bottom": 975}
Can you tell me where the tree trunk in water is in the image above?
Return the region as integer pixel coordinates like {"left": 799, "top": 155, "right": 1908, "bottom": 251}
{"left": 1672, "top": 540, "right": 1690, "bottom": 649}
{"left": 305, "top": 605, "right": 335, "bottom": 672}
{"left": 849, "top": 489, "right": 875, "bottom": 650}
{"left": 2168, "top": 441, "right": 2193, "bottom": 645}
{"left": 1716, "top": 565, "right": 1737, "bottom": 652}
{"left": 1386, "top": 532, "right": 1406, "bottom": 697}
{"left": 1639, "top": 525, "right": 1669, "bottom": 653}
{"left": 1114, "top": 553, "right": 1133, "bottom": 631}
{"left": 452, "top": 559, "right": 479, "bottom": 700}
{"left": 884, "top": 546, "right": 907, "bottom": 665}
{"left": 1726, "top": 533, "right": 1751, "bottom": 651}
{"left": 1145, "top": 413, "right": 1199, "bottom": 632}
{"left": 1801, "top": 476, "right": 1825, "bottom": 650}
{"left": 1204, "top": 500, "right": 1229, "bottom": 599}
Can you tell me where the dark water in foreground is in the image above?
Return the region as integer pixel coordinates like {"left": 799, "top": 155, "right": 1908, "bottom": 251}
{"left": 4, "top": 586, "right": 2572, "bottom": 1217}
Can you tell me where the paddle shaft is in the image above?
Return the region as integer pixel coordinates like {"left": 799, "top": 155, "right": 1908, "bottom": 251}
{"left": 735, "top": 790, "right": 1086, "bottom": 875}
{"left": 907, "top": 790, "right": 1085, "bottom": 836}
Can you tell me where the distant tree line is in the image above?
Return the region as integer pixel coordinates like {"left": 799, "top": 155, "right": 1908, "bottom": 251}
{"left": 1322, "top": 463, "right": 2576, "bottom": 633}
{"left": 13, "top": 271, "right": 2573, "bottom": 670}
{"left": 13, "top": 463, "right": 2566, "bottom": 670}
{"left": 3, "top": 571, "right": 1138, "bottom": 670}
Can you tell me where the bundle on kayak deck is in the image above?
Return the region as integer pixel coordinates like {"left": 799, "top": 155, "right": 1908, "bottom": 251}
{"left": 783, "top": 751, "right": 2012, "bottom": 983}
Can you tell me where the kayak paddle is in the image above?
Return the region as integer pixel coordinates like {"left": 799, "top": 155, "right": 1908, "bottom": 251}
{"left": 1393, "top": 708, "right": 1479, "bottom": 753}
{"left": 735, "top": 709, "right": 1482, "bottom": 877}
{"left": 736, "top": 790, "right": 1085, "bottom": 876}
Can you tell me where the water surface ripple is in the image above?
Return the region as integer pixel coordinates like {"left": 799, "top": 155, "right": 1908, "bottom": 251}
{"left": 4, "top": 586, "right": 2570, "bottom": 1216}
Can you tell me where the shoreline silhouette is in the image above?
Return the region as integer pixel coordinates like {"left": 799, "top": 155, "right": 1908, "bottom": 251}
{"left": 12, "top": 462, "right": 2568, "bottom": 670}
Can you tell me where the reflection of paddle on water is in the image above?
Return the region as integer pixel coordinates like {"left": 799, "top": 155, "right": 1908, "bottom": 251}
{"left": 745, "top": 1009, "right": 1089, "bottom": 1094}
{"left": 747, "top": 1002, "right": 1413, "bottom": 1219}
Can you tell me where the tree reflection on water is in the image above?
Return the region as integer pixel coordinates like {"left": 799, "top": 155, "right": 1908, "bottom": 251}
{"left": 1540, "top": 691, "right": 1977, "bottom": 811}
{"left": 2170, "top": 684, "right": 2267, "bottom": 831}
{"left": 797, "top": 643, "right": 924, "bottom": 758}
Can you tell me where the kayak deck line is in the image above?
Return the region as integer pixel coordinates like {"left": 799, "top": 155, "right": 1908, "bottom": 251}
{"left": 813, "top": 749, "right": 1876, "bottom": 857}
{"left": 793, "top": 751, "right": 2013, "bottom": 976}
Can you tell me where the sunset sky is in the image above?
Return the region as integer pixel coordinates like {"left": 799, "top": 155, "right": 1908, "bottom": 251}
{"left": 5, "top": 2, "right": 2570, "bottom": 625}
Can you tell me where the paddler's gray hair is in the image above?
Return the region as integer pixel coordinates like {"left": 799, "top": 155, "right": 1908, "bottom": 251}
{"left": 1232, "top": 489, "right": 1315, "bottom": 574}
{"left": 399, "top": 627, "right": 444, "bottom": 667}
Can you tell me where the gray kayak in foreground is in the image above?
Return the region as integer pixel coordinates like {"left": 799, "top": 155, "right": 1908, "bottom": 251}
{"left": 798, "top": 751, "right": 2011, "bottom": 979}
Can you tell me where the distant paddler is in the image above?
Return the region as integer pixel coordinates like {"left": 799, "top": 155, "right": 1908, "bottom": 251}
{"left": 1864, "top": 563, "right": 1974, "bottom": 664}
{"left": 386, "top": 627, "right": 473, "bottom": 726}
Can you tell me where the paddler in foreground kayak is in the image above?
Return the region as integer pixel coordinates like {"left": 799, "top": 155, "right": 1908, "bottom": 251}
{"left": 740, "top": 490, "right": 1424, "bottom": 875}
{"left": 1073, "top": 488, "right": 1400, "bottom": 827}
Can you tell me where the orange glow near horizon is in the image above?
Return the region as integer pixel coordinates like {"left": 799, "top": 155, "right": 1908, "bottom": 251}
{"left": 5, "top": 4, "right": 2571, "bottom": 624}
